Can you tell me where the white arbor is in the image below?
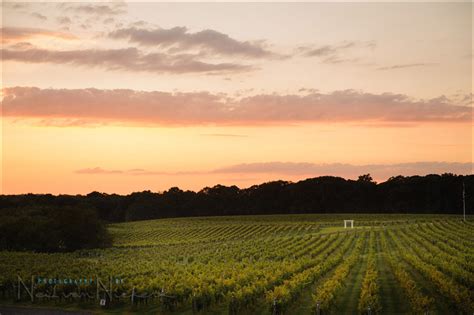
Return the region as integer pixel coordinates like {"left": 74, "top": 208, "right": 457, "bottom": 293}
{"left": 344, "top": 220, "right": 354, "bottom": 228}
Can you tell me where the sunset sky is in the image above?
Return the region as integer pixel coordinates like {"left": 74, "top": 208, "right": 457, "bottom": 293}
{"left": 1, "top": 1, "right": 472, "bottom": 194}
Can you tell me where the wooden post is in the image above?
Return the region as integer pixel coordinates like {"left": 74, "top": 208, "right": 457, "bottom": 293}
{"left": 192, "top": 293, "right": 196, "bottom": 313}
{"left": 31, "top": 276, "right": 35, "bottom": 302}
{"left": 109, "top": 276, "right": 113, "bottom": 304}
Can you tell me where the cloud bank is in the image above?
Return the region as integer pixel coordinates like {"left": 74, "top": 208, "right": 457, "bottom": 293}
{"left": 212, "top": 161, "right": 473, "bottom": 177}
{"left": 2, "top": 87, "right": 471, "bottom": 126}
{"left": 75, "top": 162, "right": 473, "bottom": 182}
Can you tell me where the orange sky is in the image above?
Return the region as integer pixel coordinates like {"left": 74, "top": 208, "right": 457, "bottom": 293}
{"left": 1, "top": 2, "right": 472, "bottom": 194}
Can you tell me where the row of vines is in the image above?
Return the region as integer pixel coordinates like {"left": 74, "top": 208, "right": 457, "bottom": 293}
{"left": 0, "top": 216, "right": 472, "bottom": 314}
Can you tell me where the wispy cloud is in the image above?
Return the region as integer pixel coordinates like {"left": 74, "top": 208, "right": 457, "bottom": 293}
{"left": 200, "top": 133, "right": 248, "bottom": 138}
{"left": 75, "top": 167, "right": 201, "bottom": 176}
{"left": 376, "top": 63, "right": 437, "bottom": 71}
{"left": 4, "top": 3, "right": 28, "bottom": 10}
{"left": 2, "top": 47, "right": 252, "bottom": 74}
{"left": 57, "top": 3, "right": 127, "bottom": 17}
{"left": 109, "top": 26, "right": 275, "bottom": 58}
{"left": 31, "top": 12, "right": 47, "bottom": 21}
{"left": 298, "top": 41, "right": 376, "bottom": 64}
{"left": 1, "top": 27, "right": 76, "bottom": 42}
{"left": 75, "top": 167, "right": 123, "bottom": 174}
{"left": 57, "top": 17, "right": 72, "bottom": 26}
{"left": 3, "top": 87, "right": 471, "bottom": 126}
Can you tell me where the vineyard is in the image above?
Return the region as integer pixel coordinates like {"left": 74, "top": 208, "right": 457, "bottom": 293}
{"left": 0, "top": 214, "right": 472, "bottom": 314}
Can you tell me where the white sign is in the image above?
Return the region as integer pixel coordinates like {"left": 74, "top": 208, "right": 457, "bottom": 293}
{"left": 100, "top": 299, "right": 106, "bottom": 306}
{"left": 344, "top": 220, "right": 354, "bottom": 228}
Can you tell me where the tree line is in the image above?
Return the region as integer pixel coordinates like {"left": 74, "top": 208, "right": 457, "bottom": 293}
{"left": 0, "top": 173, "right": 471, "bottom": 224}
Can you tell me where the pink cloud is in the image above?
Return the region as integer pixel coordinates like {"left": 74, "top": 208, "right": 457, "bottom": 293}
{"left": 2, "top": 87, "right": 471, "bottom": 126}
{"left": 74, "top": 162, "right": 473, "bottom": 183}
{"left": 212, "top": 161, "right": 473, "bottom": 178}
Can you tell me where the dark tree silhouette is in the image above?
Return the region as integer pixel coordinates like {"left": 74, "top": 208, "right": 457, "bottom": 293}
{"left": 0, "top": 206, "right": 111, "bottom": 252}
{"left": 358, "top": 174, "right": 375, "bottom": 183}
{"left": 0, "top": 174, "right": 471, "bottom": 226}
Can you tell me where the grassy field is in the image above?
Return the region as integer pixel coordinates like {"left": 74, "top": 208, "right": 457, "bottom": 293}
{"left": 0, "top": 214, "right": 472, "bottom": 314}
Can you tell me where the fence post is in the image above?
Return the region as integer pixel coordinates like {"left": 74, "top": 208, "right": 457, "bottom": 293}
{"left": 31, "top": 276, "right": 35, "bottom": 302}
{"left": 131, "top": 287, "right": 135, "bottom": 305}
{"left": 316, "top": 301, "right": 320, "bottom": 315}
{"left": 368, "top": 305, "right": 371, "bottom": 315}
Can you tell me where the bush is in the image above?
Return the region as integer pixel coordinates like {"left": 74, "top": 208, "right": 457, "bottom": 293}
{"left": 0, "top": 206, "right": 112, "bottom": 252}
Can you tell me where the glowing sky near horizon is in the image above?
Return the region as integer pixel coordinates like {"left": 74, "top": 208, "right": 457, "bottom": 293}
{"left": 1, "top": 1, "right": 472, "bottom": 194}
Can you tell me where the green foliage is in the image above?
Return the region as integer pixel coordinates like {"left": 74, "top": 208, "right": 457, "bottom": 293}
{"left": 387, "top": 228, "right": 474, "bottom": 314}
{"left": 380, "top": 231, "right": 434, "bottom": 314}
{"left": 312, "top": 232, "right": 366, "bottom": 312}
{"left": 0, "top": 206, "right": 111, "bottom": 252}
{"left": 358, "top": 231, "right": 381, "bottom": 314}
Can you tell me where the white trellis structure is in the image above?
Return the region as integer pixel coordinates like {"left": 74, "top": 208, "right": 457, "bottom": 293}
{"left": 344, "top": 220, "right": 354, "bottom": 228}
